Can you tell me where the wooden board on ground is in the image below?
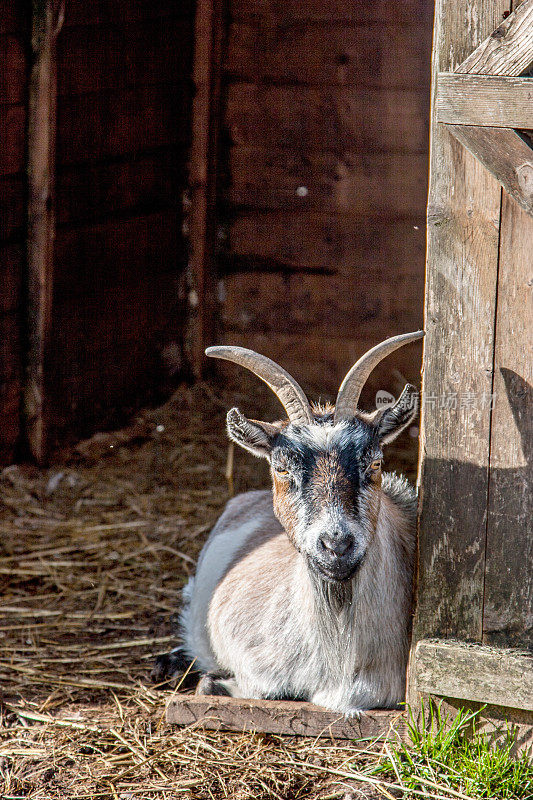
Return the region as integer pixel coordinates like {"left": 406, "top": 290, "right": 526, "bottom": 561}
{"left": 166, "top": 694, "right": 405, "bottom": 740}
{"left": 414, "top": 639, "right": 533, "bottom": 711}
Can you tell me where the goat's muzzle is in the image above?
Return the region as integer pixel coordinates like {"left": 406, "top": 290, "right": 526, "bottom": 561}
{"left": 312, "top": 530, "right": 363, "bottom": 582}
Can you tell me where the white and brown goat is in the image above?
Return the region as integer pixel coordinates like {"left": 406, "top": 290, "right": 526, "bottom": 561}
{"left": 155, "top": 332, "right": 423, "bottom": 715}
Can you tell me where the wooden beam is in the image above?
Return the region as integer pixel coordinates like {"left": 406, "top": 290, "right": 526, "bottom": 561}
{"left": 25, "top": 0, "right": 63, "bottom": 463}
{"left": 187, "top": 0, "right": 224, "bottom": 379}
{"left": 457, "top": 0, "right": 533, "bottom": 77}
{"left": 447, "top": 125, "right": 533, "bottom": 216}
{"left": 414, "top": 640, "right": 533, "bottom": 711}
{"left": 437, "top": 73, "right": 533, "bottom": 127}
{"left": 166, "top": 694, "right": 405, "bottom": 740}
{"left": 442, "top": 0, "right": 533, "bottom": 217}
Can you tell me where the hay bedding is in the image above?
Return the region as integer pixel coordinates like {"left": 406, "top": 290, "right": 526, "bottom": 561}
{"left": 0, "top": 381, "right": 416, "bottom": 799}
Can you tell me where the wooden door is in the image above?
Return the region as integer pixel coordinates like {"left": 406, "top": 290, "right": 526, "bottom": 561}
{"left": 410, "top": 0, "right": 533, "bottom": 713}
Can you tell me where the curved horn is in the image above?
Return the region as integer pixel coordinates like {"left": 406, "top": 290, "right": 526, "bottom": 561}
{"left": 334, "top": 330, "right": 425, "bottom": 423}
{"left": 205, "top": 346, "right": 313, "bottom": 425}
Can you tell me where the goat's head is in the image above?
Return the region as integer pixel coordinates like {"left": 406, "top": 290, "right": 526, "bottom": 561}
{"left": 207, "top": 332, "right": 423, "bottom": 583}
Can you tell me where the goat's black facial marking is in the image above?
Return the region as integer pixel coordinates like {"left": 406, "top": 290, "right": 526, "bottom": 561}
{"left": 228, "top": 394, "right": 409, "bottom": 583}
{"left": 269, "top": 417, "right": 384, "bottom": 582}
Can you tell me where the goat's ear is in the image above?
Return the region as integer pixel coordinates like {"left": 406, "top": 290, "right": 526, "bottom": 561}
{"left": 226, "top": 408, "right": 280, "bottom": 459}
{"left": 375, "top": 384, "right": 419, "bottom": 445}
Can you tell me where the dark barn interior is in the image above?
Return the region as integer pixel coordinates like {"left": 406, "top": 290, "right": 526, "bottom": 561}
{"left": 2, "top": 0, "right": 533, "bottom": 794}
{"left": 0, "top": 0, "right": 432, "bottom": 466}
{"left": 1, "top": 0, "right": 197, "bottom": 462}
{"left": 0, "top": 1, "right": 440, "bottom": 795}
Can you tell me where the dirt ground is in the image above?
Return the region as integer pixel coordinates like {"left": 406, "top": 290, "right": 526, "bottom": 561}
{"left": 0, "top": 380, "right": 416, "bottom": 799}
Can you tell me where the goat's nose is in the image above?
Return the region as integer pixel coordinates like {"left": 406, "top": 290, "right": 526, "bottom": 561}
{"left": 318, "top": 532, "right": 354, "bottom": 558}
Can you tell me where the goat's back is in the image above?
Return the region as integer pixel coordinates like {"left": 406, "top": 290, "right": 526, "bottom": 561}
{"left": 180, "top": 490, "right": 286, "bottom": 672}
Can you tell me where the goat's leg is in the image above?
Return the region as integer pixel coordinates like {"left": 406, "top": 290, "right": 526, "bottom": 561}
{"left": 311, "top": 683, "right": 371, "bottom": 718}
{"left": 196, "top": 671, "right": 238, "bottom": 697}
{"left": 151, "top": 646, "right": 199, "bottom": 687}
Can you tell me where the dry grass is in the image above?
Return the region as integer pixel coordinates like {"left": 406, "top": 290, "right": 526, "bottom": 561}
{"left": 0, "top": 381, "right": 417, "bottom": 799}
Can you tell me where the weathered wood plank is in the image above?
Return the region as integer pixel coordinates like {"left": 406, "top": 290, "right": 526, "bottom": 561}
{"left": 0, "top": 244, "right": 23, "bottom": 315}
{"left": 0, "top": 104, "right": 26, "bottom": 176}
{"left": 0, "top": 315, "right": 22, "bottom": 464}
{"left": 218, "top": 0, "right": 430, "bottom": 416}
{"left": 0, "top": 7, "right": 28, "bottom": 466}
{"left": 226, "top": 20, "right": 431, "bottom": 89}
{"left": 458, "top": 0, "right": 533, "bottom": 77}
{"left": 47, "top": 279, "right": 184, "bottom": 442}
{"left": 230, "top": 0, "right": 431, "bottom": 24}
{"left": 56, "top": 85, "right": 190, "bottom": 167}
{"left": 227, "top": 214, "right": 426, "bottom": 276}
{"left": 0, "top": 176, "right": 25, "bottom": 241}
{"left": 225, "top": 85, "right": 429, "bottom": 154}
{"left": 56, "top": 151, "right": 186, "bottom": 227}
{"left": 412, "top": 0, "right": 507, "bottom": 651}
{"left": 437, "top": 73, "right": 533, "bottom": 127}
{"left": 57, "top": 19, "right": 194, "bottom": 97}
{"left": 47, "top": 209, "right": 183, "bottom": 438}
{"left": 447, "top": 125, "right": 533, "bottom": 217}
{"left": 62, "top": 0, "right": 196, "bottom": 27}
{"left": 0, "top": 2, "right": 29, "bottom": 35}
{"left": 430, "top": 697, "right": 533, "bottom": 755}
{"left": 414, "top": 640, "right": 533, "bottom": 711}
{"left": 53, "top": 212, "right": 183, "bottom": 295}
{"left": 39, "top": 0, "right": 195, "bottom": 447}
{"left": 220, "top": 331, "right": 423, "bottom": 400}
{"left": 226, "top": 148, "right": 428, "bottom": 217}
{"left": 222, "top": 270, "right": 424, "bottom": 342}
{"left": 0, "top": 36, "right": 27, "bottom": 104}
{"left": 166, "top": 694, "right": 405, "bottom": 740}
{"left": 482, "top": 195, "right": 533, "bottom": 650}
{"left": 443, "top": 1, "right": 533, "bottom": 217}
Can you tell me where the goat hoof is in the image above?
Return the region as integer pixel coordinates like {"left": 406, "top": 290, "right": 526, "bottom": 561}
{"left": 344, "top": 707, "right": 365, "bottom": 720}
{"left": 196, "top": 672, "right": 232, "bottom": 696}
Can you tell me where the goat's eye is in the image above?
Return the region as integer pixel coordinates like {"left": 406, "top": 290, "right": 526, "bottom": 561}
{"left": 275, "top": 467, "right": 289, "bottom": 476}
{"left": 369, "top": 459, "right": 382, "bottom": 472}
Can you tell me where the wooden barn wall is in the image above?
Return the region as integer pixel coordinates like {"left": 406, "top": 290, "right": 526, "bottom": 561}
{"left": 46, "top": 0, "right": 196, "bottom": 443}
{"left": 0, "top": 3, "right": 29, "bottom": 462}
{"left": 216, "top": 0, "right": 434, "bottom": 400}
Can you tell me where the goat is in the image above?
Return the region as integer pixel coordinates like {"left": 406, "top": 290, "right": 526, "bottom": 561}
{"left": 155, "top": 331, "right": 423, "bottom": 716}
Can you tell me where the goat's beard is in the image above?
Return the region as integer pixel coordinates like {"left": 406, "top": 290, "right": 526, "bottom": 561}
{"left": 309, "top": 565, "right": 355, "bottom": 608}
{"left": 307, "top": 565, "right": 360, "bottom": 678}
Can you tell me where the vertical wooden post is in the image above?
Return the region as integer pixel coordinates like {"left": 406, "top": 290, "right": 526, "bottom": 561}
{"left": 25, "top": 0, "right": 62, "bottom": 462}
{"left": 188, "top": 0, "right": 224, "bottom": 379}
{"left": 482, "top": 0, "right": 533, "bottom": 648}
{"left": 483, "top": 196, "right": 533, "bottom": 649}
{"left": 409, "top": 0, "right": 509, "bottom": 690}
